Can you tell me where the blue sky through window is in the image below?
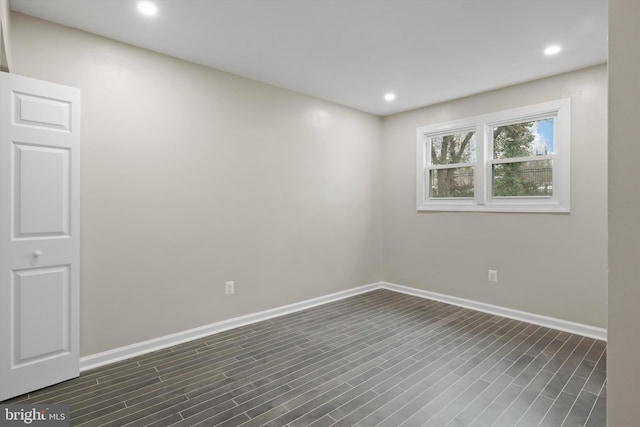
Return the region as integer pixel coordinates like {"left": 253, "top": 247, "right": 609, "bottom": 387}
{"left": 533, "top": 118, "right": 555, "bottom": 155}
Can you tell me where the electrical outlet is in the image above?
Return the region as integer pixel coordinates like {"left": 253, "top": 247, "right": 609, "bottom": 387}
{"left": 225, "top": 281, "right": 235, "bottom": 295}
{"left": 488, "top": 270, "right": 498, "bottom": 282}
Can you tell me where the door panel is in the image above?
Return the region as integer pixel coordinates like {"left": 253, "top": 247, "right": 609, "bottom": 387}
{"left": 0, "top": 72, "right": 80, "bottom": 401}
{"left": 14, "top": 92, "right": 71, "bottom": 131}
{"left": 14, "top": 143, "right": 70, "bottom": 237}
{"left": 13, "top": 266, "right": 70, "bottom": 364}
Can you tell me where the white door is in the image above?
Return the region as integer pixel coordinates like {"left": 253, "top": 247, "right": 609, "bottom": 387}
{"left": 0, "top": 72, "right": 80, "bottom": 401}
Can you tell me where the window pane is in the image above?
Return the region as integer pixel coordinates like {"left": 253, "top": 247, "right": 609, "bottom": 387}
{"left": 493, "top": 118, "right": 554, "bottom": 159}
{"left": 430, "top": 167, "right": 474, "bottom": 198}
{"left": 493, "top": 160, "right": 553, "bottom": 197}
{"left": 431, "top": 131, "right": 476, "bottom": 165}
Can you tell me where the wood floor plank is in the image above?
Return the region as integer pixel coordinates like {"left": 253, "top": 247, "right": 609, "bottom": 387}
{"left": 1, "top": 289, "right": 606, "bottom": 427}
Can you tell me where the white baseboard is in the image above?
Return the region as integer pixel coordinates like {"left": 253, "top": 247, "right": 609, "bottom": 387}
{"left": 380, "top": 282, "right": 607, "bottom": 341}
{"left": 81, "top": 280, "right": 606, "bottom": 371}
{"left": 80, "top": 282, "right": 380, "bottom": 372}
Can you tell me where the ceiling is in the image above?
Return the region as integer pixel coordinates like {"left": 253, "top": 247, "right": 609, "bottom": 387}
{"left": 10, "top": 0, "right": 608, "bottom": 116}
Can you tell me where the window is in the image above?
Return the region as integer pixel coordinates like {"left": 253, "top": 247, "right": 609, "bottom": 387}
{"left": 417, "top": 99, "right": 570, "bottom": 212}
{"left": 429, "top": 129, "right": 476, "bottom": 198}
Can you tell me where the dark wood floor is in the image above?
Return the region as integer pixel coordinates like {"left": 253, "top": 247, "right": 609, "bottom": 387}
{"left": 6, "top": 289, "right": 606, "bottom": 426}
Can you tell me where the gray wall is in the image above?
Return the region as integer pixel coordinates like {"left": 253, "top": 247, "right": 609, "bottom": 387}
{"left": 10, "top": 11, "right": 610, "bottom": 359}
{"left": 0, "top": 0, "right": 11, "bottom": 72}
{"left": 0, "top": 0, "right": 11, "bottom": 71}
{"left": 382, "top": 65, "right": 608, "bottom": 329}
{"left": 10, "top": 13, "right": 383, "bottom": 356}
{"left": 608, "top": 0, "right": 640, "bottom": 424}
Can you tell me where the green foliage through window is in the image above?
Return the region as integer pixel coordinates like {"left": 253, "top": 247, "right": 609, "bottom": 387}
{"left": 491, "top": 118, "right": 554, "bottom": 197}
{"left": 493, "top": 160, "right": 553, "bottom": 197}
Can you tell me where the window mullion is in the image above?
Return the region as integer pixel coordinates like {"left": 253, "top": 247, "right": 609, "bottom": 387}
{"left": 474, "top": 123, "right": 487, "bottom": 205}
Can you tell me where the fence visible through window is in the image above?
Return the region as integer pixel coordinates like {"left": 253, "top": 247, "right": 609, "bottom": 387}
{"left": 431, "top": 164, "right": 553, "bottom": 198}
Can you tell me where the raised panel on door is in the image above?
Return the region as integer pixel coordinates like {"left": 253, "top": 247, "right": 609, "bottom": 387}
{"left": 13, "top": 92, "right": 72, "bottom": 132}
{"left": 13, "top": 143, "right": 70, "bottom": 238}
{"left": 12, "top": 266, "right": 71, "bottom": 365}
{"left": 0, "top": 72, "right": 80, "bottom": 401}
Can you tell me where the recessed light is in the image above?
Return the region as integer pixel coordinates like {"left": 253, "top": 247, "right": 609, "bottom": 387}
{"left": 544, "top": 44, "right": 562, "bottom": 56}
{"left": 384, "top": 92, "right": 396, "bottom": 102}
{"left": 137, "top": 1, "right": 158, "bottom": 17}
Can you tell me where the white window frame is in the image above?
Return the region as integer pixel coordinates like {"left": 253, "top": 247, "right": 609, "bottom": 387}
{"left": 416, "top": 99, "right": 570, "bottom": 213}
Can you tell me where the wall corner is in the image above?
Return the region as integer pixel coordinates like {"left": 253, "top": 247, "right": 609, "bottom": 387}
{"left": 0, "top": 0, "right": 12, "bottom": 72}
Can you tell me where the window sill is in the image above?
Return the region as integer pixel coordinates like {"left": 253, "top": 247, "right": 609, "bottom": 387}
{"left": 416, "top": 202, "right": 570, "bottom": 213}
